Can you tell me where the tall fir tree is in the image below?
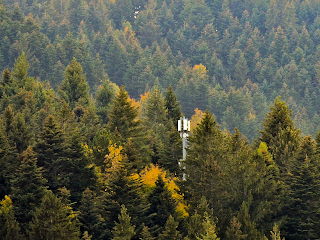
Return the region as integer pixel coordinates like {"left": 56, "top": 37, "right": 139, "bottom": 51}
{"left": 34, "top": 115, "right": 67, "bottom": 192}
{"left": 258, "top": 97, "right": 300, "bottom": 173}
{"left": 112, "top": 205, "right": 135, "bottom": 240}
{"left": 28, "top": 190, "right": 81, "bottom": 240}
{"left": 164, "top": 85, "right": 182, "bottom": 122}
{"left": 10, "top": 146, "right": 47, "bottom": 232}
{"left": 158, "top": 215, "right": 182, "bottom": 240}
{"left": 107, "top": 85, "right": 150, "bottom": 171}
{"left": 146, "top": 175, "right": 177, "bottom": 238}
{"left": 58, "top": 58, "right": 90, "bottom": 109}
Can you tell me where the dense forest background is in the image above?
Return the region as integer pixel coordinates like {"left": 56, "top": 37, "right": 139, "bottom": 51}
{"left": 2, "top": 0, "right": 320, "bottom": 239}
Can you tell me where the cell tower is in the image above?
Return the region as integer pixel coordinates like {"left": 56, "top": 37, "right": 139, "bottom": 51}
{"left": 178, "top": 116, "right": 190, "bottom": 180}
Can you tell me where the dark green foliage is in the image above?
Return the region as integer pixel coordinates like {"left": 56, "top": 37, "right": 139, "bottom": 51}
{"left": 10, "top": 146, "right": 47, "bottom": 232}
{"left": 59, "top": 58, "right": 90, "bottom": 109}
{"left": 28, "top": 191, "right": 81, "bottom": 240}
{"left": 34, "top": 115, "right": 66, "bottom": 192}
{"left": 258, "top": 97, "right": 300, "bottom": 172}
{"left": 164, "top": 85, "right": 182, "bottom": 121}
{"left": 103, "top": 161, "right": 147, "bottom": 239}
{"left": 79, "top": 188, "right": 108, "bottom": 240}
{"left": 146, "top": 176, "right": 177, "bottom": 238}
{"left": 107, "top": 86, "right": 151, "bottom": 171}
{"left": 283, "top": 136, "right": 320, "bottom": 240}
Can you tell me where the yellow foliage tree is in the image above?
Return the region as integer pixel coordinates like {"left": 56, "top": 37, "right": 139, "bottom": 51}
{"left": 140, "top": 164, "right": 188, "bottom": 217}
{"left": 190, "top": 108, "right": 205, "bottom": 132}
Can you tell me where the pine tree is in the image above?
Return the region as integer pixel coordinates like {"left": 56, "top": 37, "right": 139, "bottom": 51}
{"left": 29, "top": 191, "right": 81, "bottom": 240}
{"left": 158, "top": 215, "right": 182, "bottom": 240}
{"left": 0, "top": 195, "right": 24, "bottom": 240}
{"left": 112, "top": 205, "right": 135, "bottom": 240}
{"left": 10, "top": 147, "right": 47, "bottom": 232}
{"left": 58, "top": 58, "right": 90, "bottom": 109}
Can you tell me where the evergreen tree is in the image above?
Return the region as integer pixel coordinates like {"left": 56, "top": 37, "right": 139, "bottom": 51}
{"left": 0, "top": 195, "right": 24, "bottom": 240}
{"left": 10, "top": 146, "right": 47, "bottom": 232}
{"left": 146, "top": 175, "right": 177, "bottom": 238}
{"left": 79, "top": 188, "right": 108, "bottom": 239}
{"left": 29, "top": 191, "right": 81, "bottom": 240}
{"left": 258, "top": 97, "right": 300, "bottom": 172}
{"left": 225, "top": 217, "right": 247, "bottom": 240}
{"left": 283, "top": 137, "right": 320, "bottom": 239}
{"left": 34, "top": 115, "right": 67, "bottom": 192}
{"left": 197, "top": 213, "right": 220, "bottom": 240}
{"left": 112, "top": 205, "right": 135, "bottom": 240}
{"left": 158, "top": 215, "right": 182, "bottom": 240}
{"left": 103, "top": 152, "right": 146, "bottom": 239}
{"left": 107, "top": 86, "right": 150, "bottom": 171}
{"left": 58, "top": 58, "right": 90, "bottom": 109}
{"left": 164, "top": 85, "right": 182, "bottom": 121}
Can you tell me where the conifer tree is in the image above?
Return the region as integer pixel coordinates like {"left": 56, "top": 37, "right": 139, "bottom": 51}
{"left": 158, "top": 215, "right": 182, "bottom": 240}
{"left": 164, "top": 85, "right": 182, "bottom": 121}
{"left": 112, "top": 205, "right": 135, "bottom": 240}
{"left": 34, "top": 115, "right": 66, "bottom": 192}
{"left": 283, "top": 137, "right": 320, "bottom": 239}
{"left": 146, "top": 175, "right": 177, "bottom": 238}
{"left": 58, "top": 58, "right": 90, "bottom": 109}
{"left": 29, "top": 191, "right": 81, "bottom": 240}
{"left": 225, "top": 217, "right": 247, "bottom": 240}
{"left": 0, "top": 195, "right": 24, "bottom": 240}
{"left": 187, "top": 197, "right": 214, "bottom": 240}
{"left": 11, "top": 52, "right": 30, "bottom": 88}
{"left": 107, "top": 85, "right": 150, "bottom": 171}
{"left": 197, "top": 213, "right": 220, "bottom": 240}
{"left": 103, "top": 150, "right": 146, "bottom": 239}
{"left": 258, "top": 97, "right": 300, "bottom": 172}
{"left": 140, "top": 225, "right": 155, "bottom": 240}
{"left": 64, "top": 129, "right": 97, "bottom": 203}
{"left": 10, "top": 146, "right": 47, "bottom": 232}
{"left": 79, "top": 188, "right": 108, "bottom": 239}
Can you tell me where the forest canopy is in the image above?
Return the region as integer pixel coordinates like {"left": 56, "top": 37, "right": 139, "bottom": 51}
{"left": 1, "top": 0, "right": 320, "bottom": 239}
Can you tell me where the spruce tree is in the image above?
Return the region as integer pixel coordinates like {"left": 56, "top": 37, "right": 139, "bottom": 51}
{"left": 10, "top": 147, "right": 47, "bottom": 232}
{"left": 225, "top": 217, "right": 247, "bottom": 240}
{"left": 258, "top": 97, "right": 300, "bottom": 172}
{"left": 58, "top": 58, "right": 90, "bottom": 109}
{"left": 164, "top": 85, "right": 182, "bottom": 121}
{"left": 29, "top": 191, "right": 81, "bottom": 240}
{"left": 34, "top": 115, "right": 67, "bottom": 192}
{"left": 79, "top": 188, "right": 108, "bottom": 240}
{"left": 197, "top": 213, "right": 220, "bottom": 240}
{"left": 107, "top": 86, "right": 150, "bottom": 171}
{"left": 112, "top": 205, "right": 135, "bottom": 240}
{"left": 146, "top": 175, "right": 177, "bottom": 238}
{"left": 283, "top": 137, "right": 320, "bottom": 239}
{"left": 158, "top": 215, "right": 182, "bottom": 240}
